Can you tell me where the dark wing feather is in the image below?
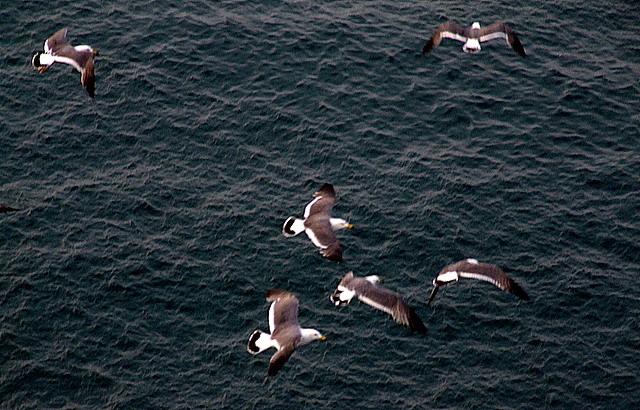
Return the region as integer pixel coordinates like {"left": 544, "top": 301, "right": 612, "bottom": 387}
{"left": 266, "top": 288, "right": 293, "bottom": 302}
{"left": 268, "top": 345, "right": 296, "bottom": 376}
{"left": 303, "top": 184, "right": 335, "bottom": 219}
{"left": 478, "top": 22, "right": 507, "bottom": 38}
{"left": 304, "top": 214, "right": 342, "bottom": 261}
{"left": 351, "top": 279, "right": 426, "bottom": 332}
{"left": 455, "top": 261, "right": 530, "bottom": 301}
{"left": 81, "top": 57, "right": 95, "bottom": 98}
{"left": 306, "top": 193, "right": 336, "bottom": 217}
{"left": 504, "top": 25, "right": 526, "bottom": 57}
{"left": 504, "top": 277, "right": 529, "bottom": 300}
{"left": 55, "top": 45, "right": 92, "bottom": 66}
{"left": 320, "top": 242, "right": 343, "bottom": 262}
{"left": 422, "top": 38, "right": 437, "bottom": 55}
{"left": 422, "top": 21, "right": 466, "bottom": 54}
{"left": 399, "top": 303, "right": 427, "bottom": 333}
{"left": 338, "top": 271, "right": 355, "bottom": 287}
{"left": 314, "top": 183, "right": 336, "bottom": 198}
{"left": 45, "top": 28, "right": 69, "bottom": 53}
{"left": 266, "top": 289, "right": 300, "bottom": 329}
{"left": 479, "top": 22, "right": 526, "bottom": 56}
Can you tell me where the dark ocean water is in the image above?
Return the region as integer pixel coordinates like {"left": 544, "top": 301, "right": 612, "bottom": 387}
{"left": 1, "top": 0, "right": 639, "bottom": 408}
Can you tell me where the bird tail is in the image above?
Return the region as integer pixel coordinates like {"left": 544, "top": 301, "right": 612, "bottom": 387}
{"left": 330, "top": 289, "right": 345, "bottom": 306}
{"left": 247, "top": 330, "right": 272, "bottom": 354}
{"left": 32, "top": 53, "right": 42, "bottom": 68}
{"left": 282, "top": 217, "right": 305, "bottom": 237}
{"left": 330, "top": 287, "right": 354, "bottom": 306}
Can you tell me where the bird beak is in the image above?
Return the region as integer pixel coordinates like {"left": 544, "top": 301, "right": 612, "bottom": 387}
{"left": 38, "top": 66, "right": 49, "bottom": 74}
{"left": 346, "top": 224, "right": 354, "bottom": 229}
{"left": 92, "top": 50, "right": 100, "bottom": 56}
{"left": 320, "top": 335, "right": 327, "bottom": 341}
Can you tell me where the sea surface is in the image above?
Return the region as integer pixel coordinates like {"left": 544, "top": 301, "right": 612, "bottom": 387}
{"left": 1, "top": 0, "right": 639, "bottom": 408}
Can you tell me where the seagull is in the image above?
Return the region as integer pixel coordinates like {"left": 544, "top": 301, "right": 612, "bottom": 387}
{"left": 0, "top": 205, "right": 19, "bottom": 213}
{"left": 247, "top": 289, "right": 326, "bottom": 376}
{"left": 282, "top": 183, "right": 353, "bottom": 262}
{"left": 331, "top": 272, "right": 427, "bottom": 333}
{"left": 32, "top": 28, "right": 99, "bottom": 98}
{"left": 427, "top": 259, "right": 530, "bottom": 305}
{"left": 422, "top": 21, "right": 526, "bottom": 56}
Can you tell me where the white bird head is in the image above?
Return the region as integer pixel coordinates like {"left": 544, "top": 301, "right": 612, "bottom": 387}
{"left": 329, "top": 218, "right": 354, "bottom": 231}
{"left": 365, "top": 275, "right": 382, "bottom": 285}
{"left": 300, "top": 329, "right": 327, "bottom": 345}
{"left": 32, "top": 52, "right": 55, "bottom": 73}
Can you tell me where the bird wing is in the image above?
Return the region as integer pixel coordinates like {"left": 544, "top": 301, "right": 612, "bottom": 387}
{"left": 304, "top": 215, "right": 343, "bottom": 262}
{"left": 81, "top": 57, "right": 95, "bottom": 98}
{"left": 352, "top": 279, "right": 427, "bottom": 332}
{"left": 268, "top": 344, "right": 297, "bottom": 376}
{"left": 478, "top": 22, "right": 509, "bottom": 41}
{"left": 304, "top": 184, "right": 336, "bottom": 218}
{"left": 267, "top": 289, "right": 300, "bottom": 334}
{"left": 302, "top": 183, "right": 344, "bottom": 261}
{"left": 338, "top": 271, "right": 355, "bottom": 287}
{"left": 45, "top": 28, "right": 70, "bottom": 54}
{"left": 319, "top": 242, "right": 343, "bottom": 262}
{"left": 266, "top": 294, "right": 302, "bottom": 376}
{"left": 478, "top": 23, "right": 526, "bottom": 56}
{"left": 422, "top": 21, "right": 467, "bottom": 54}
{"left": 314, "top": 183, "right": 336, "bottom": 199}
{"left": 455, "top": 261, "right": 530, "bottom": 300}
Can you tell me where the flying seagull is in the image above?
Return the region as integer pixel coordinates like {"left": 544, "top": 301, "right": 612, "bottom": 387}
{"left": 427, "top": 259, "right": 530, "bottom": 305}
{"left": 247, "top": 289, "right": 326, "bottom": 376}
{"left": 0, "top": 205, "right": 19, "bottom": 213}
{"left": 282, "top": 183, "right": 353, "bottom": 262}
{"left": 32, "top": 28, "right": 99, "bottom": 98}
{"left": 422, "top": 21, "right": 526, "bottom": 56}
{"left": 331, "top": 272, "right": 427, "bottom": 333}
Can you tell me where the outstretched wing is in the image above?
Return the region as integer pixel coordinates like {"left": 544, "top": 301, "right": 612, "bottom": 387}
{"left": 304, "top": 219, "right": 343, "bottom": 262}
{"left": 423, "top": 21, "right": 467, "bottom": 54}
{"left": 268, "top": 344, "right": 296, "bottom": 376}
{"left": 45, "top": 28, "right": 70, "bottom": 54}
{"left": 454, "top": 261, "right": 530, "bottom": 300}
{"left": 304, "top": 183, "right": 336, "bottom": 218}
{"left": 352, "top": 279, "right": 427, "bottom": 332}
{"left": 479, "top": 23, "right": 526, "bottom": 56}
{"left": 319, "top": 242, "right": 343, "bottom": 262}
{"left": 267, "top": 289, "right": 300, "bottom": 333}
